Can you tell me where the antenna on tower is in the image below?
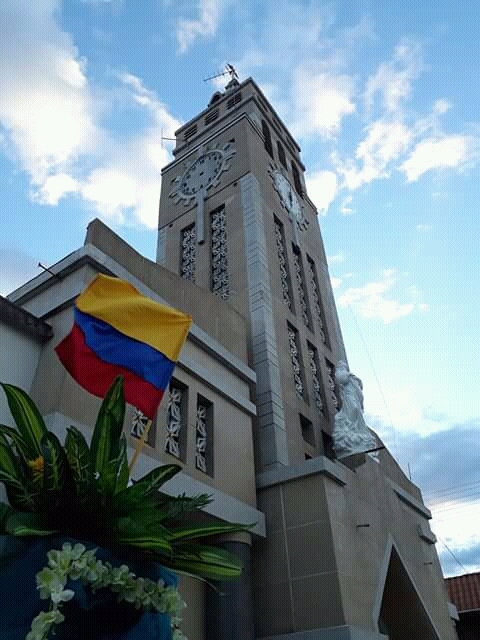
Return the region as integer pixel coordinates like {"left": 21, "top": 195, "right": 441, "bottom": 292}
{"left": 203, "top": 64, "right": 239, "bottom": 84}
{"left": 161, "top": 128, "right": 176, "bottom": 149}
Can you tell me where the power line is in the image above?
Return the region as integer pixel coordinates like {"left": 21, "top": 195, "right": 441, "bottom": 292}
{"left": 346, "top": 304, "right": 400, "bottom": 461}
{"left": 439, "top": 537, "right": 468, "bottom": 573}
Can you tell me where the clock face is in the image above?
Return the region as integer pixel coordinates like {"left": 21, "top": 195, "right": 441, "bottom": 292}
{"left": 179, "top": 150, "right": 223, "bottom": 197}
{"left": 169, "top": 143, "right": 236, "bottom": 206}
{"left": 271, "top": 170, "right": 308, "bottom": 231}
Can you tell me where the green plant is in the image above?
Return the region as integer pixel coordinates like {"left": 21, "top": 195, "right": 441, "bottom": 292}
{"left": 26, "top": 542, "right": 186, "bottom": 640}
{"left": 0, "top": 376, "right": 251, "bottom": 581}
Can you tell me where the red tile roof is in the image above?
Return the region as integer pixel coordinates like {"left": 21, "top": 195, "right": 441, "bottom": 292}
{"left": 446, "top": 572, "right": 480, "bottom": 612}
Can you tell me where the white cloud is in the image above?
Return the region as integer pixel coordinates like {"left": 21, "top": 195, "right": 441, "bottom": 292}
{"left": 339, "top": 194, "right": 354, "bottom": 215}
{"left": 337, "top": 119, "right": 412, "bottom": 190}
{"left": 176, "top": 0, "right": 226, "bottom": 53}
{"left": 416, "top": 223, "right": 432, "bottom": 232}
{"left": 330, "top": 276, "right": 342, "bottom": 290}
{"left": 0, "top": 2, "right": 181, "bottom": 230}
{"left": 0, "top": 1, "right": 99, "bottom": 189}
{"left": 337, "top": 269, "right": 423, "bottom": 324}
{"left": 305, "top": 169, "right": 338, "bottom": 214}
{"left": 291, "top": 66, "right": 355, "bottom": 139}
{"left": 327, "top": 251, "right": 346, "bottom": 264}
{"left": 400, "top": 135, "right": 470, "bottom": 182}
{"left": 364, "top": 39, "right": 424, "bottom": 113}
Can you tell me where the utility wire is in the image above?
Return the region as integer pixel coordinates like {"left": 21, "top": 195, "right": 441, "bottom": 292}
{"left": 346, "top": 304, "right": 400, "bottom": 461}
{"left": 439, "top": 537, "right": 468, "bottom": 573}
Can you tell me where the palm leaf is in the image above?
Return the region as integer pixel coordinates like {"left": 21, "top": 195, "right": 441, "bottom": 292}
{"left": 169, "top": 521, "right": 254, "bottom": 543}
{"left": 65, "top": 426, "right": 92, "bottom": 502}
{"left": 41, "top": 431, "right": 76, "bottom": 507}
{"left": 0, "top": 435, "right": 39, "bottom": 511}
{"left": 111, "top": 464, "right": 181, "bottom": 513}
{"left": 0, "top": 383, "right": 47, "bottom": 460}
{"left": 115, "top": 515, "right": 173, "bottom": 554}
{"left": 162, "top": 544, "right": 244, "bottom": 580}
{"left": 114, "top": 433, "right": 129, "bottom": 494}
{"left": 0, "top": 424, "right": 29, "bottom": 460}
{"left": 6, "top": 511, "right": 58, "bottom": 536}
{"left": 0, "top": 502, "right": 13, "bottom": 533}
{"left": 90, "top": 376, "right": 125, "bottom": 498}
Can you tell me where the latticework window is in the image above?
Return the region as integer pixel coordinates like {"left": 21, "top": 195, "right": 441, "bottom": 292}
{"left": 325, "top": 360, "right": 338, "bottom": 411}
{"left": 307, "top": 343, "right": 325, "bottom": 415}
{"left": 180, "top": 224, "right": 196, "bottom": 282}
{"left": 274, "top": 217, "right": 293, "bottom": 310}
{"left": 307, "top": 255, "right": 327, "bottom": 344}
{"left": 292, "top": 247, "right": 311, "bottom": 328}
{"left": 195, "top": 397, "right": 213, "bottom": 475}
{"left": 211, "top": 206, "right": 230, "bottom": 300}
{"left": 130, "top": 408, "right": 155, "bottom": 447}
{"left": 287, "top": 323, "right": 305, "bottom": 398}
{"left": 164, "top": 383, "right": 186, "bottom": 460}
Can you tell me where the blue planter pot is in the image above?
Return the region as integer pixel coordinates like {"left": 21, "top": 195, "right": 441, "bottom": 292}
{"left": 0, "top": 535, "right": 178, "bottom": 640}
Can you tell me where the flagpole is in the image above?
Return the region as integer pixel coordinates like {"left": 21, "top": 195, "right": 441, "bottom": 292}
{"left": 129, "top": 419, "right": 153, "bottom": 474}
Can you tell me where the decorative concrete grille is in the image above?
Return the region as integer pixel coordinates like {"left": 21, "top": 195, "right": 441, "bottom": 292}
{"left": 181, "top": 225, "right": 196, "bottom": 282}
{"left": 326, "top": 361, "right": 339, "bottom": 410}
{"left": 274, "top": 219, "right": 292, "bottom": 310}
{"left": 307, "top": 345, "right": 324, "bottom": 414}
{"left": 288, "top": 325, "right": 304, "bottom": 397}
{"left": 293, "top": 250, "right": 310, "bottom": 327}
{"left": 307, "top": 257, "right": 326, "bottom": 344}
{"left": 164, "top": 385, "right": 184, "bottom": 458}
{"left": 195, "top": 402, "right": 208, "bottom": 472}
{"left": 211, "top": 207, "right": 230, "bottom": 300}
{"left": 130, "top": 408, "right": 149, "bottom": 439}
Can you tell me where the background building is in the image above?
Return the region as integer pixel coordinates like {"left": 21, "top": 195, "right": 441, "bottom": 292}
{"left": 3, "top": 76, "right": 457, "bottom": 639}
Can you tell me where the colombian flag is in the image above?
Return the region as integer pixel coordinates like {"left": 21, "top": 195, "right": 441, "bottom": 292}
{"left": 55, "top": 274, "right": 192, "bottom": 419}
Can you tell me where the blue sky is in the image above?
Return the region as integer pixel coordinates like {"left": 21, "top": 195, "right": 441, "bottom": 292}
{"left": 1, "top": 0, "right": 479, "bottom": 577}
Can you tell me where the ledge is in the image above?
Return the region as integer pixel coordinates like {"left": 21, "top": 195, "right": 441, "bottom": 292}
{"left": 388, "top": 479, "right": 432, "bottom": 519}
{"left": 44, "top": 412, "right": 266, "bottom": 539}
{"left": 258, "top": 625, "right": 387, "bottom": 640}
{"left": 0, "top": 295, "right": 52, "bottom": 343}
{"left": 256, "top": 455, "right": 347, "bottom": 489}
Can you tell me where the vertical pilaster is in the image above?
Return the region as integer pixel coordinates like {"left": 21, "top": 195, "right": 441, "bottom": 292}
{"left": 240, "top": 173, "right": 289, "bottom": 470}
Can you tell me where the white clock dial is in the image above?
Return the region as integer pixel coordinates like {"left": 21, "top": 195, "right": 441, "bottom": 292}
{"left": 271, "top": 169, "right": 308, "bottom": 231}
{"left": 169, "top": 143, "right": 236, "bottom": 206}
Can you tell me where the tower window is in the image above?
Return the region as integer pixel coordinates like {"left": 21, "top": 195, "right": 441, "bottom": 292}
{"left": 306, "top": 255, "right": 328, "bottom": 345}
{"left": 130, "top": 408, "right": 156, "bottom": 447}
{"left": 325, "top": 359, "right": 339, "bottom": 411}
{"left": 183, "top": 123, "right": 197, "bottom": 140}
{"left": 300, "top": 414, "right": 315, "bottom": 447}
{"left": 196, "top": 395, "right": 213, "bottom": 475}
{"left": 277, "top": 141, "right": 287, "bottom": 168}
{"left": 262, "top": 120, "right": 273, "bottom": 158}
{"left": 291, "top": 161, "right": 303, "bottom": 196}
{"left": 211, "top": 205, "right": 230, "bottom": 300}
{"left": 226, "top": 92, "right": 242, "bottom": 109}
{"left": 307, "top": 342, "right": 326, "bottom": 415}
{"left": 287, "top": 322, "right": 305, "bottom": 398}
{"left": 204, "top": 108, "right": 219, "bottom": 125}
{"left": 274, "top": 216, "right": 293, "bottom": 311}
{"left": 292, "top": 245, "right": 311, "bottom": 329}
{"left": 180, "top": 224, "right": 196, "bottom": 282}
{"left": 164, "top": 380, "right": 188, "bottom": 461}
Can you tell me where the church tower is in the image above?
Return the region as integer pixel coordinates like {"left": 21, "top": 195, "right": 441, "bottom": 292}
{"left": 157, "top": 76, "right": 456, "bottom": 640}
{"left": 157, "top": 75, "right": 345, "bottom": 472}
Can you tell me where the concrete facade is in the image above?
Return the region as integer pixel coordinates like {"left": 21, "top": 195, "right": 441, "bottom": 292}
{"left": 2, "top": 76, "right": 458, "bottom": 639}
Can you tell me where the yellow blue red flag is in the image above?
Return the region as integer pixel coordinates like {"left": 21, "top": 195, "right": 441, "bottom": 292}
{"left": 55, "top": 274, "right": 192, "bottom": 418}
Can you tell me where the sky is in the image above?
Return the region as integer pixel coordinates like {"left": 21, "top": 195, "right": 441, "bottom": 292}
{"left": 0, "top": 0, "right": 479, "bottom": 578}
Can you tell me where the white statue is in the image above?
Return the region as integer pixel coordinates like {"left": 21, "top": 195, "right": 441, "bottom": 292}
{"left": 332, "top": 361, "right": 377, "bottom": 459}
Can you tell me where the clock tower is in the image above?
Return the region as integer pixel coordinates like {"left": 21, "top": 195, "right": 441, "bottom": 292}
{"left": 156, "top": 77, "right": 455, "bottom": 640}
{"left": 157, "top": 76, "right": 345, "bottom": 472}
